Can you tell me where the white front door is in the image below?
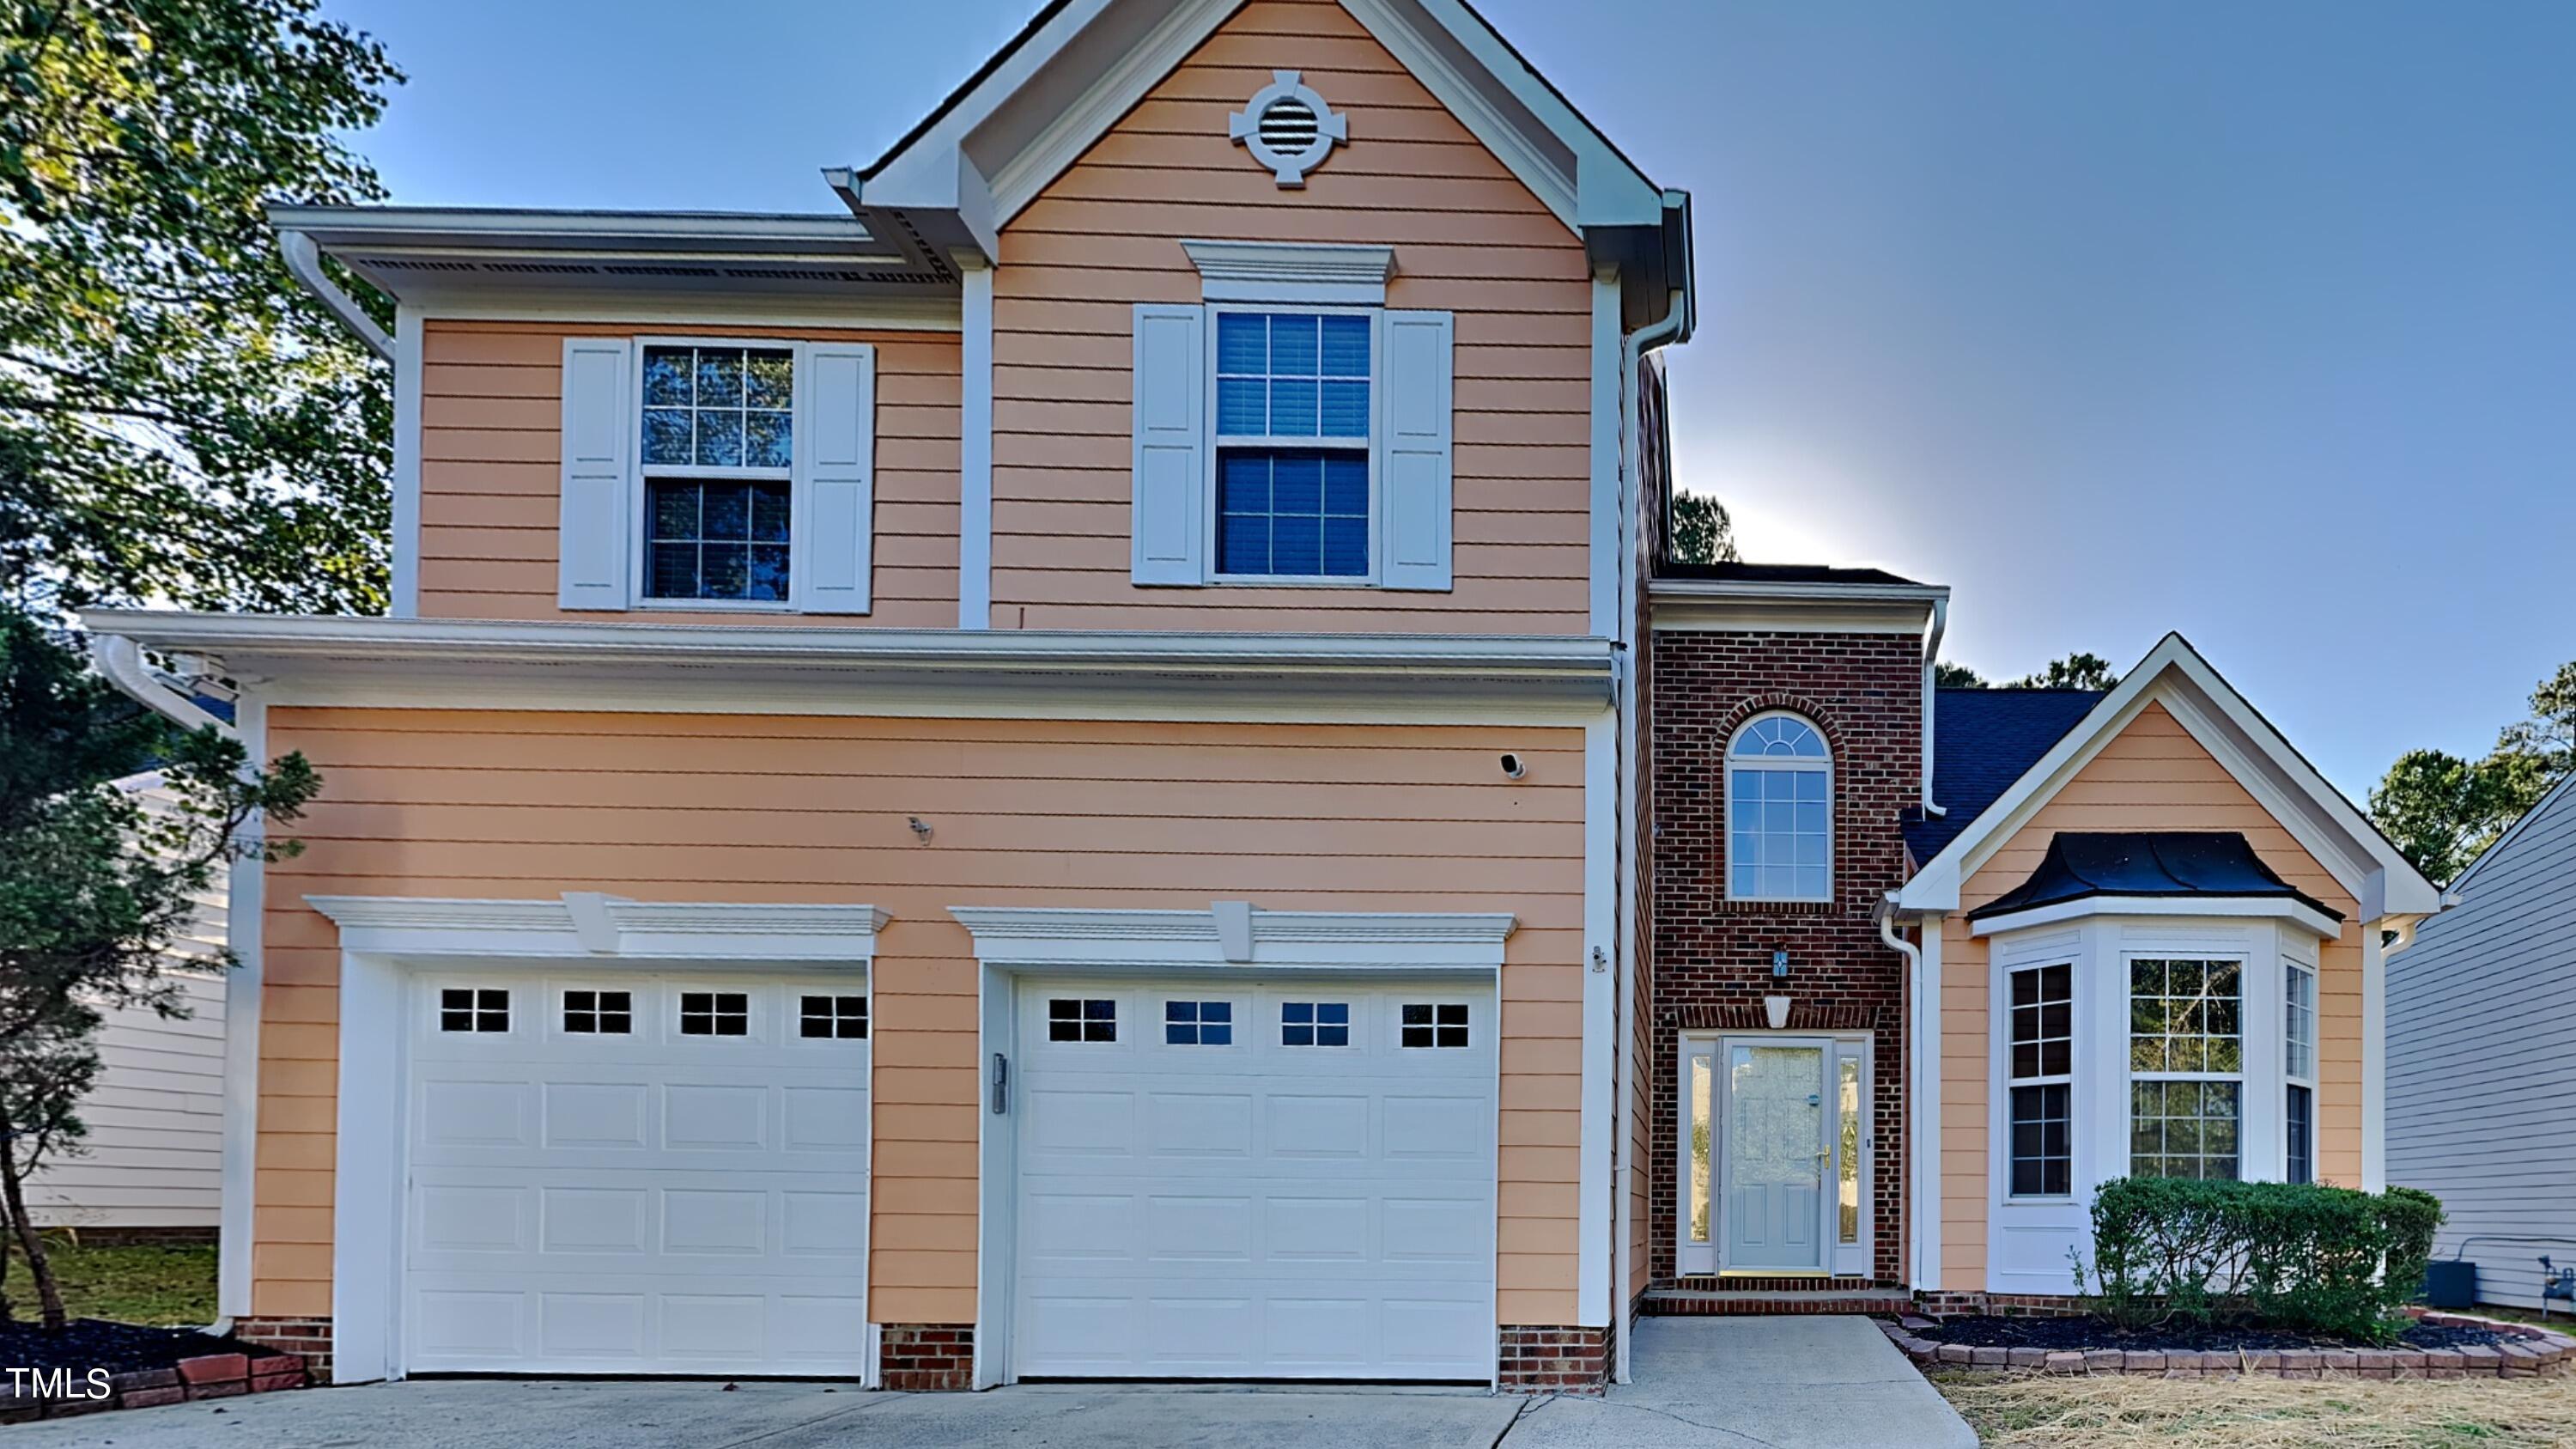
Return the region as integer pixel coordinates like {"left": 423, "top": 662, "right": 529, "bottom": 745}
{"left": 1722, "top": 1041, "right": 1828, "bottom": 1273}
{"left": 403, "top": 971, "right": 870, "bottom": 1375}
{"left": 1008, "top": 977, "right": 1497, "bottom": 1380}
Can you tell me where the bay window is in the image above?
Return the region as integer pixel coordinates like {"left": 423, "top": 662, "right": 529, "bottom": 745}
{"left": 2128, "top": 958, "right": 2243, "bottom": 1180}
{"left": 2008, "top": 963, "right": 2074, "bottom": 1196}
{"left": 2285, "top": 960, "right": 2316, "bottom": 1184}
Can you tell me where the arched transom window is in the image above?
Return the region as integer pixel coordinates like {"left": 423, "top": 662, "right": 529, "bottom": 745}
{"left": 1727, "top": 712, "right": 1832, "bottom": 901}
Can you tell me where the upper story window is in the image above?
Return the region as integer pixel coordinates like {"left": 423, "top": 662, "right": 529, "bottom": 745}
{"left": 1130, "top": 260, "right": 1451, "bottom": 593}
{"left": 1215, "top": 311, "right": 1370, "bottom": 581}
{"left": 1726, "top": 713, "right": 1832, "bottom": 902}
{"left": 554, "top": 336, "right": 875, "bottom": 616}
{"left": 641, "top": 345, "right": 794, "bottom": 605}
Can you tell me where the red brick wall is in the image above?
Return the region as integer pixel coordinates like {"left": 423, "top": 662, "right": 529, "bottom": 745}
{"left": 1647, "top": 628, "right": 1922, "bottom": 1286}
{"left": 1498, "top": 1324, "right": 1611, "bottom": 1393}
{"left": 234, "top": 1317, "right": 332, "bottom": 1382}
{"left": 878, "top": 1323, "right": 973, "bottom": 1391}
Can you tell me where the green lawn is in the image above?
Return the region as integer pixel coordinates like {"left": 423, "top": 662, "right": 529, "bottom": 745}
{"left": 1, "top": 1239, "right": 216, "bottom": 1327}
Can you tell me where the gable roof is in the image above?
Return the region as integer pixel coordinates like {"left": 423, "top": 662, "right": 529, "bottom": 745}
{"left": 844, "top": 0, "right": 1686, "bottom": 281}
{"left": 1897, "top": 634, "right": 2445, "bottom": 922}
{"left": 1904, "top": 689, "right": 2102, "bottom": 862}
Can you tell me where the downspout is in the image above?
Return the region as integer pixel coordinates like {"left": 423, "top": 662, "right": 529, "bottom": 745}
{"left": 1877, "top": 895, "right": 1924, "bottom": 1291}
{"left": 94, "top": 636, "right": 234, "bottom": 738}
{"left": 1920, "top": 598, "right": 1947, "bottom": 816}
{"left": 1611, "top": 284, "right": 1687, "bottom": 1383}
{"left": 277, "top": 230, "right": 393, "bottom": 362}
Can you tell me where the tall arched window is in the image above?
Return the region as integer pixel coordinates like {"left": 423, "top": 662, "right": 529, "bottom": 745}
{"left": 1727, "top": 712, "right": 1832, "bottom": 901}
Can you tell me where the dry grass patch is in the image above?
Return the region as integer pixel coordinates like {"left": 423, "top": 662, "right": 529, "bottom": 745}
{"left": 1930, "top": 1368, "right": 2576, "bottom": 1448}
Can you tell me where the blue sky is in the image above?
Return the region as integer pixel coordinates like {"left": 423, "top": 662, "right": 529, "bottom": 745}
{"left": 323, "top": 0, "right": 2576, "bottom": 801}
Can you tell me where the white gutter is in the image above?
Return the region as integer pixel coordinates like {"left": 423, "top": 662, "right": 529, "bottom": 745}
{"left": 1921, "top": 596, "right": 1947, "bottom": 817}
{"left": 276, "top": 230, "right": 393, "bottom": 362}
{"left": 1878, "top": 893, "right": 1930, "bottom": 1292}
{"left": 1611, "top": 288, "right": 1687, "bottom": 1384}
{"left": 92, "top": 635, "right": 234, "bottom": 738}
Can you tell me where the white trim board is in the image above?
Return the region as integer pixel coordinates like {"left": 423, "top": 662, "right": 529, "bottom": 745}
{"left": 307, "top": 893, "right": 889, "bottom": 965}
{"left": 1970, "top": 894, "right": 2345, "bottom": 941}
{"left": 948, "top": 903, "right": 1515, "bottom": 972}
{"left": 1182, "top": 240, "right": 1395, "bottom": 305}
{"left": 216, "top": 697, "right": 268, "bottom": 1318}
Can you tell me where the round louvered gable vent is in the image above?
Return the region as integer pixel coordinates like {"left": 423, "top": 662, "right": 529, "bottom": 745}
{"left": 1228, "top": 71, "right": 1347, "bottom": 186}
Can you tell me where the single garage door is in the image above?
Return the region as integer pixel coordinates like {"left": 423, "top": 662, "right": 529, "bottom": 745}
{"left": 1012, "top": 977, "right": 1497, "bottom": 1380}
{"left": 404, "top": 972, "right": 871, "bottom": 1375}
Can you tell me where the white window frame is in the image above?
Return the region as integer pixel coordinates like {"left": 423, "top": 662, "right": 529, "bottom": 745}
{"left": 1723, "top": 710, "right": 1834, "bottom": 903}
{"left": 2004, "top": 961, "right": 2076, "bottom": 1201}
{"left": 2124, "top": 952, "right": 2249, "bottom": 1182}
{"left": 2284, "top": 954, "right": 2318, "bottom": 1184}
{"left": 630, "top": 335, "right": 806, "bottom": 614}
{"left": 1201, "top": 303, "right": 1382, "bottom": 588}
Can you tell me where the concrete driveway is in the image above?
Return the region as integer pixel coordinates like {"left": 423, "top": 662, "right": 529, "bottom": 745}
{"left": 5, "top": 1317, "right": 1972, "bottom": 1447}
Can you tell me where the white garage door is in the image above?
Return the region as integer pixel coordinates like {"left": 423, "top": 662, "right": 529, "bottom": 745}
{"left": 403, "top": 972, "right": 870, "bottom": 1375}
{"left": 1012, "top": 977, "right": 1497, "bottom": 1380}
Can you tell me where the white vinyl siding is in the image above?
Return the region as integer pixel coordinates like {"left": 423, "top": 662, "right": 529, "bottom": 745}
{"left": 2387, "top": 775, "right": 2576, "bottom": 1311}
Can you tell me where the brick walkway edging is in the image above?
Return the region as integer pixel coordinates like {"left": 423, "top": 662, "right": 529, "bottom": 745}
{"left": 0, "top": 1352, "right": 306, "bottom": 1423}
{"left": 1878, "top": 1310, "right": 2576, "bottom": 1379}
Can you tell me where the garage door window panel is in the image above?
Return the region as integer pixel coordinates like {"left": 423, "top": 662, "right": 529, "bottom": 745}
{"left": 440, "top": 988, "right": 509, "bottom": 1033}
{"left": 1400, "top": 1002, "right": 1469, "bottom": 1049}
{"left": 562, "top": 989, "right": 632, "bottom": 1035}
{"left": 679, "top": 990, "right": 750, "bottom": 1038}
{"left": 1049, "top": 997, "right": 1116, "bottom": 1043}
{"left": 1281, "top": 1002, "right": 1351, "bottom": 1047}
{"left": 1163, "top": 1000, "right": 1233, "bottom": 1045}
{"left": 799, "top": 995, "right": 868, "bottom": 1040}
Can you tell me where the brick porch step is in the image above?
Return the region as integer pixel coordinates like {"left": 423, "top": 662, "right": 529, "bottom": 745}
{"left": 1643, "top": 1288, "right": 1914, "bottom": 1317}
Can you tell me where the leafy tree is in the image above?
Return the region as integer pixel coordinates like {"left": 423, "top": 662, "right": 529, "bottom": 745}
{"left": 1936, "top": 653, "right": 2119, "bottom": 691}
{"left": 1669, "top": 492, "right": 1740, "bottom": 566}
{"left": 2369, "top": 661, "right": 2576, "bottom": 886}
{"left": 0, "top": 605, "right": 319, "bottom": 1325}
{"left": 2010, "top": 652, "right": 2120, "bottom": 691}
{"left": 1, "top": 0, "right": 402, "bottom": 615}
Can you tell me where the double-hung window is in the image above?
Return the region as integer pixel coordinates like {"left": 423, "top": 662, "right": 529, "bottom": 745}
{"left": 2129, "top": 958, "right": 2243, "bottom": 1180}
{"left": 1214, "top": 312, "right": 1371, "bottom": 580}
{"left": 1129, "top": 275, "right": 1452, "bottom": 591}
{"left": 2008, "top": 964, "right": 2074, "bottom": 1196}
{"left": 2285, "top": 962, "right": 2316, "bottom": 1184}
{"left": 554, "top": 336, "right": 875, "bottom": 614}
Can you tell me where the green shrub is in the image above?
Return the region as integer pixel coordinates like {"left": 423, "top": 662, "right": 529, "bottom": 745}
{"left": 2071, "top": 1178, "right": 2443, "bottom": 1344}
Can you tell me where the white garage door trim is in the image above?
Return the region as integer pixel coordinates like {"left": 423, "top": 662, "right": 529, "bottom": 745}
{"left": 952, "top": 903, "right": 1515, "bottom": 1389}
{"left": 312, "top": 893, "right": 886, "bottom": 1386}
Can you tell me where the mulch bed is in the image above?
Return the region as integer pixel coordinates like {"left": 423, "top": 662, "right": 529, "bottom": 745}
{"left": 0, "top": 1318, "right": 266, "bottom": 1375}
{"left": 1925, "top": 1313, "right": 2504, "bottom": 1355}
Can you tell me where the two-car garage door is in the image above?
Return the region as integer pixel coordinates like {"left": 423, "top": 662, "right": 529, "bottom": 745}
{"left": 1010, "top": 977, "right": 1498, "bottom": 1380}
{"left": 403, "top": 972, "right": 870, "bottom": 1375}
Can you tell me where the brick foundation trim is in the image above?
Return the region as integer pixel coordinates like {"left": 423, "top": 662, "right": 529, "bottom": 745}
{"left": 1913, "top": 1292, "right": 2090, "bottom": 1318}
{"left": 0, "top": 1353, "right": 305, "bottom": 1424}
{"left": 234, "top": 1317, "right": 332, "bottom": 1383}
{"left": 878, "top": 1323, "right": 974, "bottom": 1391}
{"left": 1498, "top": 1324, "right": 1611, "bottom": 1394}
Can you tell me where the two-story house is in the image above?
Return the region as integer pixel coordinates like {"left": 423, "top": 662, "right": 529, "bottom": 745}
{"left": 84, "top": 0, "right": 2451, "bottom": 1402}
{"left": 86, "top": 0, "right": 1688, "bottom": 1394}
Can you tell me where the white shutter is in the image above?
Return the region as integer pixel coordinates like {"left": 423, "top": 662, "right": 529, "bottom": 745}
{"left": 797, "top": 343, "right": 877, "bottom": 614}
{"left": 1377, "top": 309, "right": 1454, "bottom": 591}
{"left": 556, "top": 338, "right": 634, "bottom": 610}
{"left": 1131, "top": 303, "right": 1207, "bottom": 586}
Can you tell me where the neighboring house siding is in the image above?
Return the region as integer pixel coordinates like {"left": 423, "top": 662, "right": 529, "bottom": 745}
{"left": 988, "top": 0, "right": 1593, "bottom": 633}
{"left": 26, "top": 776, "right": 228, "bottom": 1230}
{"left": 2388, "top": 776, "right": 2576, "bottom": 1311}
{"left": 416, "top": 320, "right": 961, "bottom": 624}
{"left": 1938, "top": 701, "right": 2364, "bottom": 1292}
{"left": 252, "top": 707, "right": 1589, "bottom": 1325}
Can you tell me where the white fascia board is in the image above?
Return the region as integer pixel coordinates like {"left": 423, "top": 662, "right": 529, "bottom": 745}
{"left": 949, "top": 904, "right": 1515, "bottom": 971}
{"left": 1898, "top": 633, "right": 2439, "bottom": 917}
{"left": 306, "top": 893, "right": 888, "bottom": 963}
{"left": 79, "top": 610, "right": 1614, "bottom": 703}
{"left": 857, "top": 0, "right": 1122, "bottom": 210}
{"left": 1968, "top": 896, "right": 2345, "bottom": 941}
{"left": 266, "top": 204, "right": 879, "bottom": 251}
{"left": 1647, "top": 577, "right": 1951, "bottom": 606}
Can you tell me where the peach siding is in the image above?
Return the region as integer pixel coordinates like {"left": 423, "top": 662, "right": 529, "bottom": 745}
{"left": 1937, "top": 702, "right": 2366, "bottom": 1291}
{"left": 988, "top": 0, "right": 1594, "bottom": 633}
{"left": 416, "top": 320, "right": 959, "bottom": 625}
{"left": 252, "top": 708, "right": 1588, "bottom": 1325}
